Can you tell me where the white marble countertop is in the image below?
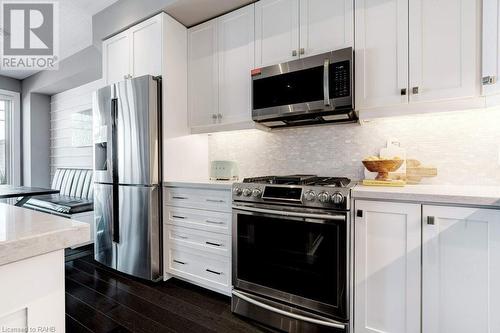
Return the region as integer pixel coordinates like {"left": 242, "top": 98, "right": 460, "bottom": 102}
{"left": 0, "top": 204, "right": 90, "bottom": 266}
{"left": 353, "top": 184, "right": 500, "bottom": 208}
{"left": 164, "top": 179, "right": 237, "bottom": 190}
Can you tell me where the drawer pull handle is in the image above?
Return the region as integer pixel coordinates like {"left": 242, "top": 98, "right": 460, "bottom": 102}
{"left": 206, "top": 199, "right": 224, "bottom": 203}
{"left": 172, "top": 215, "right": 186, "bottom": 219}
{"left": 206, "top": 220, "right": 224, "bottom": 225}
{"left": 206, "top": 269, "right": 222, "bottom": 275}
{"left": 173, "top": 259, "right": 186, "bottom": 265}
{"left": 172, "top": 196, "right": 188, "bottom": 200}
{"left": 206, "top": 241, "right": 222, "bottom": 247}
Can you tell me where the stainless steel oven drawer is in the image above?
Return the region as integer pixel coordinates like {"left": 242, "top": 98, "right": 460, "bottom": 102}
{"left": 232, "top": 290, "right": 347, "bottom": 333}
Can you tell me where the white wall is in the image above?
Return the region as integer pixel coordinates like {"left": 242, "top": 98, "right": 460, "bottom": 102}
{"left": 49, "top": 79, "right": 103, "bottom": 181}
{"left": 209, "top": 107, "right": 500, "bottom": 185}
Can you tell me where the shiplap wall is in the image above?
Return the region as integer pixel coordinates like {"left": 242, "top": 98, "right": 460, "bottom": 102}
{"left": 50, "top": 79, "right": 103, "bottom": 181}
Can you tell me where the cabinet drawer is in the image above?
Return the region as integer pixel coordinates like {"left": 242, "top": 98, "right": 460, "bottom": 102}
{"left": 165, "top": 225, "right": 231, "bottom": 257}
{"left": 164, "top": 187, "right": 231, "bottom": 212}
{"left": 166, "top": 246, "right": 231, "bottom": 288}
{"left": 164, "top": 206, "right": 231, "bottom": 234}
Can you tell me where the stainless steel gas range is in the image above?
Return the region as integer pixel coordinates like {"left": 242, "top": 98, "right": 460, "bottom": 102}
{"left": 231, "top": 175, "right": 354, "bottom": 333}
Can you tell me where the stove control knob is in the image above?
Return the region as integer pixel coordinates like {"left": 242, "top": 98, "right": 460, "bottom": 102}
{"left": 243, "top": 188, "right": 253, "bottom": 197}
{"left": 331, "top": 192, "right": 344, "bottom": 204}
{"left": 318, "top": 192, "right": 330, "bottom": 203}
{"left": 252, "top": 188, "right": 262, "bottom": 198}
{"left": 303, "top": 190, "right": 316, "bottom": 201}
{"left": 233, "top": 187, "right": 242, "bottom": 196}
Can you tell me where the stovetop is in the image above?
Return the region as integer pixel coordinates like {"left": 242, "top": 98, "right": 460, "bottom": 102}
{"left": 243, "top": 175, "right": 352, "bottom": 188}
{"left": 234, "top": 175, "right": 354, "bottom": 210}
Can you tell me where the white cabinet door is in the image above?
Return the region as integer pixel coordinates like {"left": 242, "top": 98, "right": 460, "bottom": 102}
{"left": 422, "top": 205, "right": 500, "bottom": 333}
{"left": 188, "top": 19, "right": 219, "bottom": 128}
{"left": 102, "top": 30, "right": 130, "bottom": 85}
{"left": 483, "top": 0, "right": 500, "bottom": 95}
{"left": 409, "top": 0, "right": 479, "bottom": 103}
{"left": 299, "top": 0, "right": 353, "bottom": 57}
{"left": 354, "top": 200, "right": 421, "bottom": 333}
{"left": 218, "top": 4, "right": 255, "bottom": 125}
{"left": 130, "top": 14, "right": 163, "bottom": 78}
{"left": 354, "top": 0, "right": 409, "bottom": 109}
{"left": 255, "top": 0, "right": 299, "bottom": 67}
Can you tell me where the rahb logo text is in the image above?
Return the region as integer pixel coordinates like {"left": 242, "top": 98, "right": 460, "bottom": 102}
{"left": 1, "top": 1, "right": 59, "bottom": 70}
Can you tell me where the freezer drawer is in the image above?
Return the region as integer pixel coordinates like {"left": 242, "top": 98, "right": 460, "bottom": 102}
{"left": 116, "top": 185, "right": 161, "bottom": 281}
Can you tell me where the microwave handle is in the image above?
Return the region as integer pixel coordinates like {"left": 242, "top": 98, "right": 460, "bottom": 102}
{"left": 323, "top": 59, "right": 330, "bottom": 106}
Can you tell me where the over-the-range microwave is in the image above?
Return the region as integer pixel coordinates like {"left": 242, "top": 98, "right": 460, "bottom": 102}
{"left": 251, "top": 47, "right": 356, "bottom": 128}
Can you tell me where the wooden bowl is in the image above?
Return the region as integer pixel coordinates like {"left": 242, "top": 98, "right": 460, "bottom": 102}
{"left": 362, "top": 159, "right": 404, "bottom": 180}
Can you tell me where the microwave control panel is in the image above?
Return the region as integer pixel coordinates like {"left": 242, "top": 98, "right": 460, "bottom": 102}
{"left": 332, "top": 60, "right": 350, "bottom": 98}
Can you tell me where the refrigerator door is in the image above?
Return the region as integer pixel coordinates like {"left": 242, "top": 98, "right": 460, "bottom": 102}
{"left": 115, "top": 76, "right": 160, "bottom": 186}
{"left": 93, "top": 85, "right": 114, "bottom": 185}
{"left": 116, "top": 184, "right": 161, "bottom": 280}
{"left": 94, "top": 183, "right": 116, "bottom": 268}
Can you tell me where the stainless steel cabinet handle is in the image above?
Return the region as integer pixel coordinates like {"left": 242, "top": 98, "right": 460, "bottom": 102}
{"left": 177, "top": 235, "right": 188, "bottom": 239}
{"left": 299, "top": 47, "right": 305, "bottom": 55}
{"left": 206, "top": 199, "right": 224, "bottom": 203}
{"left": 401, "top": 88, "right": 407, "bottom": 96}
{"left": 232, "top": 290, "right": 346, "bottom": 329}
{"left": 206, "top": 241, "right": 222, "bottom": 247}
{"left": 427, "top": 216, "right": 435, "bottom": 225}
{"left": 172, "top": 215, "right": 186, "bottom": 219}
{"left": 217, "top": 113, "right": 222, "bottom": 120}
{"left": 483, "top": 76, "right": 497, "bottom": 85}
{"left": 206, "top": 269, "right": 222, "bottom": 275}
{"left": 412, "top": 86, "right": 419, "bottom": 94}
{"left": 292, "top": 50, "right": 298, "bottom": 57}
{"left": 172, "top": 196, "right": 188, "bottom": 200}
{"left": 323, "top": 59, "right": 330, "bottom": 106}
{"left": 173, "top": 259, "right": 186, "bottom": 265}
{"left": 206, "top": 220, "right": 224, "bottom": 225}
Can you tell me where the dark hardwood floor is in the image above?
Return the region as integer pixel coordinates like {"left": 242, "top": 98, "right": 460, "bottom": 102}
{"left": 65, "top": 254, "right": 267, "bottom": 333}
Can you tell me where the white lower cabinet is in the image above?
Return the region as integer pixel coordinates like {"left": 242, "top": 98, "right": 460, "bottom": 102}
{"left": 355, "top": 200, "right": 500, "bottom": 333}
{"left": 354, "top": 200, "right": 421, "bottom": 333}
{"left": 163, "top": 185, "right": 232, "bottom": 295}
{"left": 422, "top": 205, "right": 500, "bottom": 333}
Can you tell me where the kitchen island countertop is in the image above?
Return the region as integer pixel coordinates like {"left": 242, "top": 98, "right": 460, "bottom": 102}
{"left": 0, "top": 203, "right": 90, "bottom": 266}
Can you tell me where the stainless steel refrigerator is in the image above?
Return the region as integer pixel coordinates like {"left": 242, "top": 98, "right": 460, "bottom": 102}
{"left": 93, "top": 75, "right": 162, "bottom": 281}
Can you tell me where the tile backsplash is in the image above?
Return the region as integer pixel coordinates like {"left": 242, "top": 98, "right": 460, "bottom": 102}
{"left": 208, "top": 107, "right": 500, "bottom": 185}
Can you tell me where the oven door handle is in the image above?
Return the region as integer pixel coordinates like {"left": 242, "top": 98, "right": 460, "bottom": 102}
{"left": 232, "top": 290, "right": 346, "bottom": 330}
{"left": 232, "top": 205, "right": 345, "bottom": 221}
{"left": 323, "top": 58, "right": 330, "bottom": 106}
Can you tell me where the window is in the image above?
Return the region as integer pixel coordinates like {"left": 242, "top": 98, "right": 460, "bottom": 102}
{"left": 0, "top": 90, "right": 21, "bottom": 186}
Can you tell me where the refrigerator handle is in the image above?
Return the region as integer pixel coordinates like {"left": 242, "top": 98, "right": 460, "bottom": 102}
{"left": 111, "top": 98, "right": 120, "bottom": 243}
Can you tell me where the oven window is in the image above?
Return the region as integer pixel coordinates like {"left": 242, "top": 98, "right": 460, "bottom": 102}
{"left": 236, "top": 213, "right": 346, "bottom": 309}
{"left": 253, "top": 61, "right": 350, "bottom": 110}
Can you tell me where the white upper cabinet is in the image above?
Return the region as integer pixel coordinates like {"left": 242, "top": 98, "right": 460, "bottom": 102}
{"left": 130, "top": 15, "right": 163, "bottom": 78}
{"left": 422, "top": 205, "right": 500, "bottom": 333}
{"left": 356, "top": 0, "right": 481, "bottom": 111}
{"left": 102, "top": 13, "right": 170, "bottom": 85}
{"left": 483, "top": 0, "right": 500, "bottom": 95}
{"left": 299, "top": 0, "right": 353, "bottom": 57}
{"left": 188, "top": 20, "right": 219, "bottom": 128}
{"left": 218, "top": 5, "right": 255, "bottom": 125}
{"left": 256, "top": 0, "right": 353, "bottom": 67}
{"left": 255, "top": 0, "right": 300, "bottom": 67}
{"left": 103, "top": 30, "right": 130, "bottom": 85}
{"left": 354, "top": 200, "right": 421, "bottom": 333}
{"left": 408, "top": 0, "right": 479, "bottom": 103}
{"left": 355, "top": 0, "right": 409, "bottom": 109}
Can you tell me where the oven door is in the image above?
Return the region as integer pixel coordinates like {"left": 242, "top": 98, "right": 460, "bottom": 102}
{"left": 232, "top": 203, "right": 348, "bottom": 322}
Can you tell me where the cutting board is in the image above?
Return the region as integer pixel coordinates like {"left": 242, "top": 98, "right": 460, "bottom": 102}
{"left": 405, "top": 159, "right": 438, "bottom": 184}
